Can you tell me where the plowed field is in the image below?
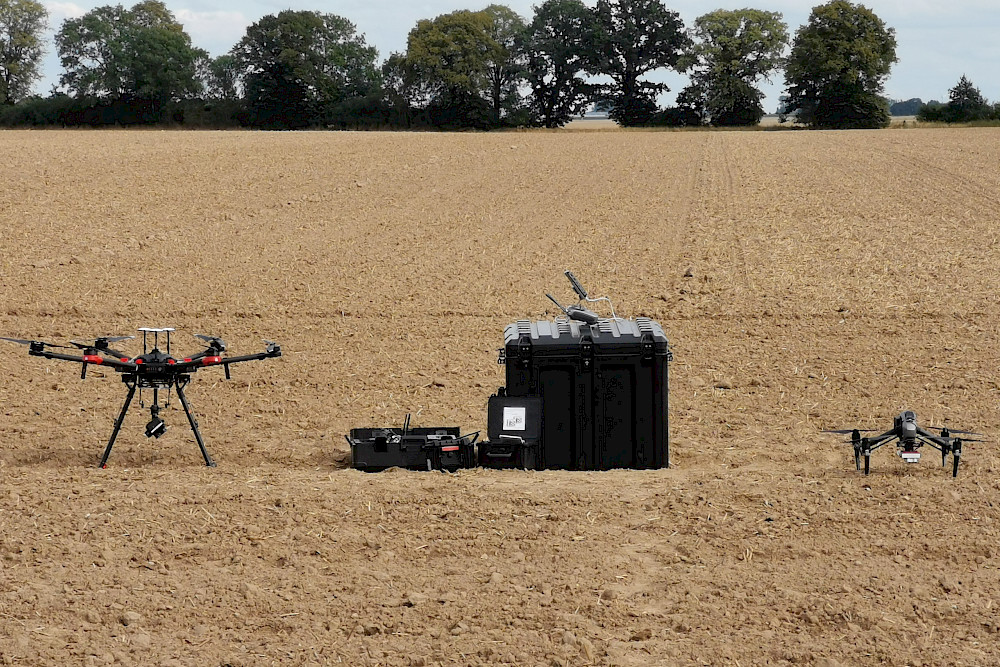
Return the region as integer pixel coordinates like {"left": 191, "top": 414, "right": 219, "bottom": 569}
{"left": 2, "top": 128, "right": 1000, "bottom": 666}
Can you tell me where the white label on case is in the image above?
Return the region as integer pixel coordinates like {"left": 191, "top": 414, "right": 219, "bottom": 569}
{"left": 503, "top": 407, "right": 527, "bottom": 431}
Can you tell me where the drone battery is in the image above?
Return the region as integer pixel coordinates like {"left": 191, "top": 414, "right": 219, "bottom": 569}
{"left": 502, "top": 317, "right": 670, "bottom": 471}
{"left": 480, "top": 394, "right": 543, "bottom": 469}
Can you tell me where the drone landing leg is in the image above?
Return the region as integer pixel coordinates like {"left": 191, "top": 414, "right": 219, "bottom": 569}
{"left": 864, "top": 451, "right": 870, "bottom": 476}
{"left": 854, "top": 447, "right": 861, "bottom": 471}
{"left": 175, "top": 381, "right": 216, "bottom": 467}
{"left": 100, "top": 382, "right": 137, "bottom": 468}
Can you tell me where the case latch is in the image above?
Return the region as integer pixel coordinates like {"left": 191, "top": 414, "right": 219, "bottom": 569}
{"left": 517, "top": 335, "right": 532, "bottom": 368}
{"left": 580, "top": 335, "right": 594, "bottom": 369}
{"left": 640, "top": 333, "right": 655, "bottom": 361}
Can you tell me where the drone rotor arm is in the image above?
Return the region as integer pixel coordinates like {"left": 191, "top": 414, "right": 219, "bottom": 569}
{"left": 865, "top": 434, "right": 897, "bottom": 452}
{"left": 210, "top": 350, "right": 282, "bottom": 366}
{"left": 27, "top": 348, "right": 135, "bottom": 371}
{"left": 872, "top": 428, "right": 898, "bottom": 441}
{"left": 175, "top": 345, "right": 281, "bottom": 374}
{"left": 915, "top": 433, "right": 947, "bottom": 453}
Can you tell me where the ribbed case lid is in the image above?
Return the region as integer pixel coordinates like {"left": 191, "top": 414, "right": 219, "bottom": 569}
{"left": 504, "top": 317, "right": 669, "bottom": 352}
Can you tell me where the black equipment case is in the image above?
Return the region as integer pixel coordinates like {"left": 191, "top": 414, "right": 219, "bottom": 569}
{"left": 501, "top": 317, "right": 670, "bottom": 470}
{"left": 479, "top": 394, "right": 543, "bottom": 469}
{"left": 347, "top": 424, "right": 478, "bottom": 472}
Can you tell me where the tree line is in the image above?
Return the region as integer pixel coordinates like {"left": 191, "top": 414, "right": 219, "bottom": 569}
{"left": 0, "top": 0, "right": 982, "bottom": 130}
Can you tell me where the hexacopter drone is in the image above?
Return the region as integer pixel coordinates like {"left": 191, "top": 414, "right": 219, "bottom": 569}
{"left": 823, "top": 410, "right": 982, "bottom": 477}
{"left": 2, "top": 328, "right": 281, "bottom": 467}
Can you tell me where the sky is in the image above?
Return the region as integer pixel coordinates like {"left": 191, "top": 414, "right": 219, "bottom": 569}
{"left": 36, "top": 0, "right": 1000, "bottom": 112}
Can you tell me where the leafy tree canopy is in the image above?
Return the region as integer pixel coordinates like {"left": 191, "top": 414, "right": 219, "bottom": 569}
{"left": 947, "top": 75, "right": 988, "bottom": 116}
{"left": 687, "top": 8, "right": 788, "bottom": 126}
{"left": 918, "top": 75, "right": 993, "bottom": 123}
{"left": 523, "top": 0, "right": 595, "bottom": 128}
{"left": 784, "top": 0, "right": 897, "bottom": 129}
{"left": 405, "top": 10, "right": 502, "bottom": 96}
{"left": 56, "top": 1, "right": 205, "bottom": 104}
{"left": 481, "top": 4, "right": 528, "bottom": 125}
{"left": 888, "top": 97, "right": 922, "bottom": 116}
{"left": 202, "top": 54, "right": 239, "bottom": 100}
{"left": 588, "top": 0, "right": 690, "bottom": 126}
{"left": 0, "top": 0, "right": 47, "bottom": 105}
{"left": 232, "top": 10, "right": 379, "bottom": 128}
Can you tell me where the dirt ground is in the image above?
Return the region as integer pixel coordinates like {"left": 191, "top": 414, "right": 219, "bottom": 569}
{"left": 1, "top": 128, "right": 999, "bottom": 666}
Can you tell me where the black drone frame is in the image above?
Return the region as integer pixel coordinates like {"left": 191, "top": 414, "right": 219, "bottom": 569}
{"left": 2, "top": 328, "right": 281, "bottom": 467}
{"left": 828, "top": 425, "right": 977, "bottom": 477}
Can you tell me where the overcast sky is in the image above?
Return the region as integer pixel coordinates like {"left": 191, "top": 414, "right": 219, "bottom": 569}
{"left": 38, "top": 0, "right": 1000, "bottom": 111}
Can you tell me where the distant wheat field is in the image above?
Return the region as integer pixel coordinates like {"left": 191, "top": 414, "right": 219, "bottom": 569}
{"left": 1, "top": 128, "right": 999, "bottom": 666}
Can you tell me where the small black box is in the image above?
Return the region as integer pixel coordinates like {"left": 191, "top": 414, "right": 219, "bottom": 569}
{"left": 479, "top": 438, "right": 540, "bottom": 469}
{"left": 480, "top": 394, "right": 543, "bottom": 470}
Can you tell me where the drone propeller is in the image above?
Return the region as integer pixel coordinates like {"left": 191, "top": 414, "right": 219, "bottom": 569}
{"left": 69, "top": 336, "right": 134, "bottom": 360}
{"left": 0, "top": 336, "right": 73, "bottom": 350}
{"left": 822, "top": 429, "right": 877, "bottom": 435}
{"left": 940, "top": 428, "right": 983, "bottom": 436}
{"left": 194, "top": 333, "right": 227, "bottom": 352}
{"left": 70, "top": 335, "right": 135, "bottom": 349}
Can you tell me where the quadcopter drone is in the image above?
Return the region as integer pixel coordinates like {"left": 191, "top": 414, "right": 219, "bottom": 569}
{"left": 2, "top": 328, "right": 281, "bottom": 467}
{"left": 823, "top": 410, "right": 983, "bottom": 477}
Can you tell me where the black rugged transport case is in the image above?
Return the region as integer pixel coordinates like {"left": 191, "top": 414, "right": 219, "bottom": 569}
{"left": 480, "top": 394, "right": 543, "bottom": 469}
{"left": 347, "top": 427, "right": 477, "bottom": 472}
{"left": 502, "top": 317, "right": 670, "bottom": 470}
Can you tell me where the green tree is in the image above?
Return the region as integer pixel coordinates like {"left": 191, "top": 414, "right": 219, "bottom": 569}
{"left": 687, "top": 9, "right": 788, "bottom": 126}
{"left": 404, "top": 10, "right": 503, "bottom": 128}
{"left": 202, "top": 54, "right": 239, "bottom": 100}
{"left": 523, "top": 0, "right": 595, "bottom": 128}
{"left": 944, "top": 75, "right": 990, "bottom": 122}
{"left": 0, "top": 0, "right": 47, "bottom": 105}
{"left": 481, "top": 5, "right": 527, "bottom": 125}
{"left": 406, "top": 10, "right": 500, "bottom": 95}
{"left": 783, "top": 1, "right": 897, "bottom": 129}
{"left": 588, "top": 0, "right": 690, "bottom": 126}
{"left": 232, "top": 10, "right": 379, "bottom": 129}
{"left": 381, "top": 51, "right": 432, "bottom": 125}
{"left": 56, "top": 1, "right": 205, "bottom": 107}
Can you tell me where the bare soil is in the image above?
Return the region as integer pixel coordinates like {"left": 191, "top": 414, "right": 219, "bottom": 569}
{"left": 1, "top": 128, "right": 999, "bottom": 666}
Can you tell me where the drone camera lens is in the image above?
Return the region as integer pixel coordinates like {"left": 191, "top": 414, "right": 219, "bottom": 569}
{"left": 145, "top": 417, "right": 166, "bottom": 439}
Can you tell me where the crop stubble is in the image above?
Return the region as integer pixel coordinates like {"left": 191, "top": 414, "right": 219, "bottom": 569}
{"left": 1, "top": 129, "right": 999, "bottom": 665}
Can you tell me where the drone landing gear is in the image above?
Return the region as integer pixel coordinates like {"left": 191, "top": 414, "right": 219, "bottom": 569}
{"left": 175, "top": 380, "right": 216, "bottom": 468}
{"left": 99, "top": 376, "right": 216, "bottom": 468}
{"left": 100, "top": 382, "right": 138, "bottom": 468}
{"left": 856, "top": 437, "right": 871, "bottom": 475}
